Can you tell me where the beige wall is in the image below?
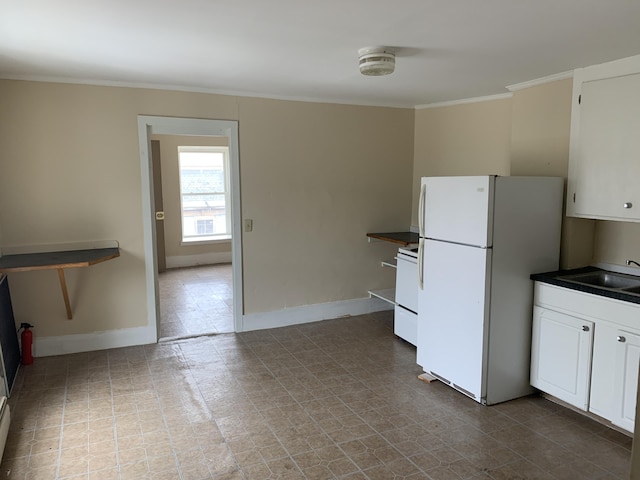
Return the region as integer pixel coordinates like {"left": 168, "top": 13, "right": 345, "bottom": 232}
{"left": 594, "top": 221, "right": 640, "bottom": 266}
{"left": 0, "top": 80, "right": 414, "bottom": 338}
{"left": 237, "top": 98, "right": 414, "bottom": 313}
{"left": 509, "top": 79, "right": 596, "bottom": 269}
{"left": 411, "top": 98, "right": 512, "bottom": 226}
{"left": 509, "top": 78, "right": 640, "bottom": 270}
{"left": 150, "top": 134, "right": 232, "bottom": 263}
{"left": 509, "top": 80, "right": 573, "bottom": 177}
{"left": 410, "top": 79, "right": 626, "bottom": 271}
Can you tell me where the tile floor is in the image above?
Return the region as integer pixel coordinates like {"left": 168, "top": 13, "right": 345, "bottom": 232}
{"left": 158, "top": 264, "right": 234, "bottom": 339}
{"left": 1, "top": 311, "right": 633, "bottom": 479}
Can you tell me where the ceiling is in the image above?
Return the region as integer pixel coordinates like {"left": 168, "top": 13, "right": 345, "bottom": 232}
{"left": 2, "top": 0, "right": 640, "bottom": 108}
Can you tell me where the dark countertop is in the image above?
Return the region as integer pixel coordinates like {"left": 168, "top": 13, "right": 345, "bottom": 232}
{"left": 531, "top": 266, "right": 640, "bottom": 305}
{"left": 0, "top": 247, "right": 120, "bottom": 272}
{"left": 366, "top": 231, "right": 419, "bottom": 246}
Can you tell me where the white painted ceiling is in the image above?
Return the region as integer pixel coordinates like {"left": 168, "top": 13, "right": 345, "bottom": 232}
{"left": 2, "top": 0, "right": 640, "bottom": 107}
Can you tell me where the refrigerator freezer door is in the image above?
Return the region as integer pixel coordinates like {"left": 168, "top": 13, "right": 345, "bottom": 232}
{"left": 422, "top": 176, "right": 494, "bottom": 248}
{"left": 417, "top": 239, "right": 491, "bottom": 401}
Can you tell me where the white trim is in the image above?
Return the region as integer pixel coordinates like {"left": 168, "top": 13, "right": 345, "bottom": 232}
{"left": 33, "top": 325, "right": 157, "bottom": 357}
{"left": 0, "top": 74, "right": 415, "bottom": 109}
{"left": 241, "top": 297, "right": 393, "bottom": 332}
{"left": 415, "top": 92, "right": 512, "bottom": 110}
{"left": 573, "top": 54, "right": 640, "bottom": 82}
{"left": 415, "top": 70, "right": 574, "bottom": 109}
{"left": 138, "top": 116, "right": 244, "bottom": 338}
{"left": 165, "top": 252, "right": 232, "bottom": 269}
{"left": 177, "top": 145, "right": 232, "bottom": 243}
{"left": 506, "top": 71, "right": 573, "bottom": 92}
{"left": 180, "top": 237, "right": 231, "bottom": 246}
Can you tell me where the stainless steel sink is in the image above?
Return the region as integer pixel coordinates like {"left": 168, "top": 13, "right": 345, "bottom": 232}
{"left": 559, "top": 270, "right": 640, "bottom": 295}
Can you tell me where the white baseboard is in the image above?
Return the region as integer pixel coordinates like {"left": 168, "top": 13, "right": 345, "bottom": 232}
{"left": 32, "top": 297, "right": 393, "bottom": 356}
{"left": 165, "top": 251, "right": 232, "bottom": 269}
{"left": 34, "top": 324, "right": 157, "bottom": 357}
{"left": 241, "top": 296, "right": 393, "bottom": 332}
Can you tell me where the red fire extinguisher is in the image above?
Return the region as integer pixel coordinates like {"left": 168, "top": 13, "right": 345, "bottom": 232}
{"left": 19, "top": 323, "right": 34, "bottom": 365}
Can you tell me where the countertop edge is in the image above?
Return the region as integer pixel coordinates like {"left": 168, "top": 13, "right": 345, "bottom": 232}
{"left": 531, "top": 266, "right": 640, "bottom": 305}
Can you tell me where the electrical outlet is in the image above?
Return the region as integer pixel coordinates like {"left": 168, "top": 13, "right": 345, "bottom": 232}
{"left": 244, "top": 219, "right": 253, "bottom": 232}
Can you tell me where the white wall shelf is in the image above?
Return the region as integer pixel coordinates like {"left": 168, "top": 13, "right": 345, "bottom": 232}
{"left": 368, "top": 288, "right": 396, "bottom": 305}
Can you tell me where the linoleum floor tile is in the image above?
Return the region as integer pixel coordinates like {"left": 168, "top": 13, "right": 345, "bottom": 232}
{"left": 1, "top": 312, "right": 633, "bottom": 479}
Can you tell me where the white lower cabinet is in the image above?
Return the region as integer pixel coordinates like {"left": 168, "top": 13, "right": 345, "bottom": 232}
{"left": 532, "top": 282, "right": 640, "bottom": 433}
{"left": 531, "top": 306, "right": 593, "bottom": 410}
{"left": 613, "top": 330, "right": 640, "bottom": 432}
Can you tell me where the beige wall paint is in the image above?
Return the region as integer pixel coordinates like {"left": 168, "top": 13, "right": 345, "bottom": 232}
{"left": 508, "top": 78, "right": 639, "bottom": 271}
{"left": 509, "top": 79, "right": 596, "bottom": 269}
{"left": 236, "top": 98, "right": 414, "bottom": 313}
{"left": 594, "top": 221, "right": 640, "bottom": 266}
{"left": 510, "top": 79, "right": 573, "bottom": 177}
{"left": 0, "top": 80, "right": 413, "bottom": 339}
{"left": 410, "top": 81, "right": 602, "bottom": 270}
{"left": 411, "top": 99, "right": 512, "bottom": 226}
{"left": 150, "top": 134, "right": 232, "bottom": 262}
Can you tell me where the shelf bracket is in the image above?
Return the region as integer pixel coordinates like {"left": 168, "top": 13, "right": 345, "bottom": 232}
{"left": 57, "top": 268, "right": 73, "bottom": 320}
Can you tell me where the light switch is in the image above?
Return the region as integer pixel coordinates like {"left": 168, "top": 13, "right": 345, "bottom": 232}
{"left": 244, "top": 219, "right": 253, "bottom": 232}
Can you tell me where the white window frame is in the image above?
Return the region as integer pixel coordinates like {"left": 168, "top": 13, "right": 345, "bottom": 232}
{"left": 178, "top": 145, "right": 231, "bottom": 244}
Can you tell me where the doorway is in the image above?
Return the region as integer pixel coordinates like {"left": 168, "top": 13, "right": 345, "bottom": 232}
{"left": 137, "top": 116, "right": 243, "bottom": 341}
{"left": 151, "top": 135, "right": 235, "bottom": 339}
{"left": 158, "top": 264, "right": 233, "bottom": 338}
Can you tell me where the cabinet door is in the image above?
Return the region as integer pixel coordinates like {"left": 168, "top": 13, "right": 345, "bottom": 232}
{"left": 612, "top": 330, "right": 640, "bottom": 432}
{"left": 530, "top": 306, "right": 594, "bottom": 410}
{"left": 589, "top": 322, "right": 618, "bottom": 420}
{"left": 571, "top": 72, "right": 640, "bottom": 221}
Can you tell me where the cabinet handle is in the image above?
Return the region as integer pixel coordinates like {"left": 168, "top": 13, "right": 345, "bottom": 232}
{"left": 582, "top": 325, "right": 590, "bottom": 332}
{"left": 624, "top": 202, "right": 633, "bottom": 209}
{"left": 618, "top": 336, "right": 626, "bottom": 343}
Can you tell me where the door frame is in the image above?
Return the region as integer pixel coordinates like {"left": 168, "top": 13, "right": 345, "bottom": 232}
{"left": 137, "top": 116, "right": 243, "bottom": 339}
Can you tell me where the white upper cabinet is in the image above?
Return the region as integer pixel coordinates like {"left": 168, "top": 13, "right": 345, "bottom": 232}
{"left": 567, "top": 55, "right": 640, "bottom": 222}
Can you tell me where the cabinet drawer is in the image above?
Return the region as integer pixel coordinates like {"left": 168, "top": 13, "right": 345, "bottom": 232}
{"left": 394, "top": 305, "right": 417, "bottom": 346}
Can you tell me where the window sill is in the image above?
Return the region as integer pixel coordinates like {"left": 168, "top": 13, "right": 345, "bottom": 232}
{"left": 180, "top": 236, "right": 231, "bottom": 246}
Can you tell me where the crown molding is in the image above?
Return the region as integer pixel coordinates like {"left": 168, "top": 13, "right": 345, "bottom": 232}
{"left": 415, "top": 92, "right": 512, "bottom": 110}
{"left": 506, "top": 71, "right": 573, "bottom": 92}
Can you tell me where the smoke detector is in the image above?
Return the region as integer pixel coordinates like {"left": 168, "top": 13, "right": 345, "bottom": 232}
{"left": 358, "top": 47, "right": 395, "bottom": 76}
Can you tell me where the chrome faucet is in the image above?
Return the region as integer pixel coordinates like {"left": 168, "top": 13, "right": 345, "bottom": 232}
{"left": 626, "top": 259, "right": 640, "bottom": 268}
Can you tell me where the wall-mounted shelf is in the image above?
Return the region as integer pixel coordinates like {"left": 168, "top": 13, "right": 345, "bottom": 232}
{"left": 381, "top": 259, "right": 397, "bottom": 269}
{"left": 368, "top": 288, "right": 396, "bottom": 306}
{"left": 366, "top": 231, "right": 419, "bottom": 246}
{"left": 0, "top": 243, "right": 120, "bottom": 320}
{"left": 367, "top": 231, "right": 416, "bottom": 306}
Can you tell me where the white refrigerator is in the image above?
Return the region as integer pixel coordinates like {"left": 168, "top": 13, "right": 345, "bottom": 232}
{"left": 417, "top": 175, "right": 563, "bottom": 405}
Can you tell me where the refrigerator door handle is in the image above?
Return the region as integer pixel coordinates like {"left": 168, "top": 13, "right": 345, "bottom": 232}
{"left": 418, "top": 238, "right": 424, "bottom": 290}
{"left": 418, "top": 183, "right": 426, "bottom": 237}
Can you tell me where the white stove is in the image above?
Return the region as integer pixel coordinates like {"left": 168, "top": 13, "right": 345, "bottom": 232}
{"left": 394, "top": 246, "right": 419, "bottom": 345}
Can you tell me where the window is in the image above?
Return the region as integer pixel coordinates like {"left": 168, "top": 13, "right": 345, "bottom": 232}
{"left": 178, "top": 146, "right": 231, "bottom": 243}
